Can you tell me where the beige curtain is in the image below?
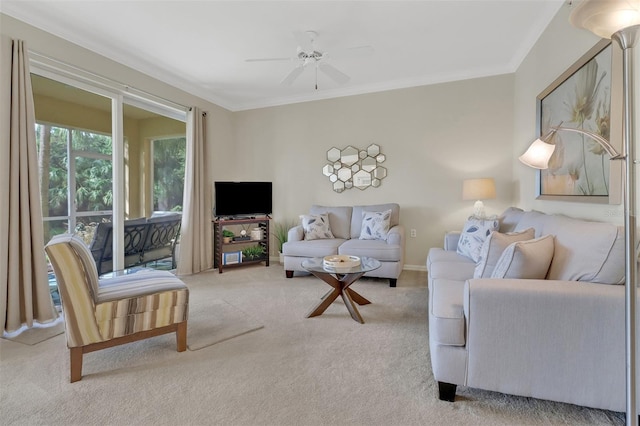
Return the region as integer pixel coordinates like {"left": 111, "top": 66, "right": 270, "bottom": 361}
{"left": 0, "top": 37, "right": 57, "bottom": 333}
{"left": 177, "top": 108, "right": 212, "bottom": 275}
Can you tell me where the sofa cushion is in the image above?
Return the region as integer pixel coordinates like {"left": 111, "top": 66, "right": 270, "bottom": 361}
{"left": 429, "top": 279, "right": 466, "bottom": 346}
{"left": 427, "top": 248, "right": 476, "bottom": 282}
{"left": 429, "top": 259, "right": 476, "bottom": 282}
{"left": 498, "top": 207, "right": 524, "bottom": 233}
{"left": 338, "top": 238, "right": 402, "bottom": 262}
{"left": 359, "top": 209, "right": 391, "bottom": 240}
{"left": 351, "top": 203, "right": 400, "bottom": 239}
{"left": 456, "top": 217, "right": 499, "bottom": 262}
{"left": 491, "top": 235, "right": 555, "bottom": 279}
{"left": 427, "top": 247, "right": 471, "bottom": 265}
{"left": 282, "top": 238, "right": 345, "bottom": 257}
{"left": 301, "top": 213, "right": 335, "bottom": 240}
{"left": 474, "top": 228, "right": 535, "bottom": 278}
{"left": 513, "top": 210, "right": 551, "bottom": 237}
{"left": 310, "top": 205, "right": 352, "bottom": 239}
{"left": 542, "top": 215, "right": 624, "bottom": 284}
{"left": 514, "top": 211, "right": 624, "bottom": 284}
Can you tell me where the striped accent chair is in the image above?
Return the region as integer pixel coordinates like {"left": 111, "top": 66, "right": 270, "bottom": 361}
{"left": 45, "top": 234, "right": 189, "bottom": 383}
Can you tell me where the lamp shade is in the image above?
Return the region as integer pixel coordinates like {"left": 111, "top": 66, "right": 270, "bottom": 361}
{"left": 462, "top": 178, "right": 496, "bottom": 201}
{"left": 519, "top": 138, "right": 556, "bottom": 169}
{"left": 570, "top": 0, "right": 640, "bottom": 39}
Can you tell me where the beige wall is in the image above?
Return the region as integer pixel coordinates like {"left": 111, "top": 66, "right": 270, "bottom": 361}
{"left": 233, "top": 76, "right": 516, "bottom": 267}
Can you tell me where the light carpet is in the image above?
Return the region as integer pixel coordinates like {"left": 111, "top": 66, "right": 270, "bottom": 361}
{"left": 187, "top": 299, "right": 263, "bottom": 350}
{"left": 0, "top": 265, "right": 625, "bottom": 425}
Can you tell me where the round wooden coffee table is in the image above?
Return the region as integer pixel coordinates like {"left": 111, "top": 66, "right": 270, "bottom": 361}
{"left": 301, "top": 256, "right": 381, "bottom": 324}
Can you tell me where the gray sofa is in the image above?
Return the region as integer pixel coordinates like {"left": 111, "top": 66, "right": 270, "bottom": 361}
{"left": 283, "top": 203, "right": 404, "bottom": 287}
{"left": 427, "top": 207, "right": 631, "bottom": 412}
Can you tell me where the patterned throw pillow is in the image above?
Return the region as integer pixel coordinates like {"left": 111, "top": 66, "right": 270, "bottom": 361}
{"left": 300, "top": 213, "right": 334, "bottom": 241}
{"left": 359, "top": 209, "right": 392, "bottom": 240}
{"left": 456, "top": 217, "right": 499, "bottom": 262}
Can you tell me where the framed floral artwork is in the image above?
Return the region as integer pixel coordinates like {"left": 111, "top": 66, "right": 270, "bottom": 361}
{"left": 536, "top": 39, "right": 622, "bottom": 204}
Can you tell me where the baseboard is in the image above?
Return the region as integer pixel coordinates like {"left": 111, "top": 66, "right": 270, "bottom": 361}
{"left": 403, "top": 264, "right": 427, "bottom": 272}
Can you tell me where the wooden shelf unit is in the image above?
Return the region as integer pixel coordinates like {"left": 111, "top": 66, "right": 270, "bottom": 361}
{"left": 213, "top": 217, "right": 270, "bottom": 273}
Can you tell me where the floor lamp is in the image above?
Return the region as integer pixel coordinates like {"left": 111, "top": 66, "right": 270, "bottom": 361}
{"left": 521, "top": 1, "right": 639, "bottom": 422}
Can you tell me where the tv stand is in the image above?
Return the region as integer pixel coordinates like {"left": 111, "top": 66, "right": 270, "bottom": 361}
{"left": 213, "top": 217, "right": 270, "bottom": 273}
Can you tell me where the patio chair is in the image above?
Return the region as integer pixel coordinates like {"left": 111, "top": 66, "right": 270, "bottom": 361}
{"left": 45, "top": 234, "right": 189, "bottom": 382}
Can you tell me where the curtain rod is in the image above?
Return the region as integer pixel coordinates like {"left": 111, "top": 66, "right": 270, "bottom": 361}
{"left": 28, "top": 50, "right": 190, "bottom": 113}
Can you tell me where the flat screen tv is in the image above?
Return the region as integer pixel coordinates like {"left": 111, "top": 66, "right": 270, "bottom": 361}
{"left": 214, "top": 181, "right": 272, "bottom": 218}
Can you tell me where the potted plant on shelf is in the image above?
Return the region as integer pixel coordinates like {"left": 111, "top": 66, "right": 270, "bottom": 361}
{"left": 272, "top": 220, "right": 295, "bottom": 264}
{"left": 241, "top": 245, "right": 265, "bottom": 261}
{"left": 222, "top": 229, "right": 235, "bottom": 244}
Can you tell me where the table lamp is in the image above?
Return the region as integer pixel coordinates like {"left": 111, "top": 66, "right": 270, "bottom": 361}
{"left": 462, "top": 178, "right": 496, "bottom": 219}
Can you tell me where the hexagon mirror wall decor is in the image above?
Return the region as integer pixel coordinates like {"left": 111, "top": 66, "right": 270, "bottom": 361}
{"left": 323, "top": 143, "right": 387, "bottom": 192}
{"left": 327, "top": 147, "right": 341, "bottom": 163}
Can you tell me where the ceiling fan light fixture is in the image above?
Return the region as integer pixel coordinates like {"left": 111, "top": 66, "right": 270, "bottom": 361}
{"left": 248, "top": 30, "right": 363, "bottom": 89}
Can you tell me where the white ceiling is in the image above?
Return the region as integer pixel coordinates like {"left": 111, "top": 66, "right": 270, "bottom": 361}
{"left": 1, "top": 0, "right": 564, "bottom": 111}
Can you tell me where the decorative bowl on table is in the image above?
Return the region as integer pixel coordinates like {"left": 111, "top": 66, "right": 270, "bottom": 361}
{"left": 323, "top": 255, "right": 361, "bottom": 273}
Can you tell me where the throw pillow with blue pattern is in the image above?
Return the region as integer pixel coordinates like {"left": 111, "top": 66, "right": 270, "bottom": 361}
{"left": 359, "top": 209, "right": 392, "bottom": 240}
{"left": 456, "top": 217, "right": 499, "bottom": 262}
{"left": 301, "top": 213, "right": 334, "bottom": 240}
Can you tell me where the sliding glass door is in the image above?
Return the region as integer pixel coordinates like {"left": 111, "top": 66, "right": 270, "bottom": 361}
{"left": 32, "top": 70, "right": 187, "bottom": 284}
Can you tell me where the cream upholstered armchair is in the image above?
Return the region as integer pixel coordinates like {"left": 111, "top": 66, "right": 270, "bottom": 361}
{"left": 45, "top": 234, "right": 189, "bottom": 382}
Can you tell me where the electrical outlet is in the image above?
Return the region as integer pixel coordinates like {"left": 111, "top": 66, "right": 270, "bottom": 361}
{"left": 410, "top": 229, "right": 417, "bottom": 238}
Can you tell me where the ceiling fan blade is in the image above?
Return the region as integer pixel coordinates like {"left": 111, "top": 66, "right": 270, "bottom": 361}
{"left": 318, "top": 62, "right": 350, "bottom": 85}
{"left": 245, "top": 57, "right": 293, "bottom": 62}
{"left": 280, "top": 65, "right": 305, "bottom": 86}
{"left": 293, "top": 30, "right": 314, "bottom": 53}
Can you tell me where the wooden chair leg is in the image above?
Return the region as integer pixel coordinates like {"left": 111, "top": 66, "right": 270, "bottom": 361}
{"left": 176, "top": 321, "right": 187, "bottom": 352}
{"left": 70, "top": 347, "right": 83, "bottom": 383}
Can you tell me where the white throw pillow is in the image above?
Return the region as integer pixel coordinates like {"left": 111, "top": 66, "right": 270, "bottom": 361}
{"left": 474, "top": 228, "right": 535, "bottom": 278}
{"left": 456, "top": 217, "right": 499, "bottom": 262}
{"left": 300, "top": 213, "right": 334, "bottom": 241}
{"left": 490, "top": 235, "right": 555, "bottom": 279}
{"left": 359, "top": 209, "right": 392, "bottom": 240}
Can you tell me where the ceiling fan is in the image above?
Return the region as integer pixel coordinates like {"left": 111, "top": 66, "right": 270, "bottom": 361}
{"left": 245, "top": 31, "right": 373, "bottom": 90}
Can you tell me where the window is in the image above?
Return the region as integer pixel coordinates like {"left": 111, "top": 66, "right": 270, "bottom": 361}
{"left": 152, "top": 137, "right": 186, "bottom": 213}
{"left": 36, "top": 124, "right": 113, "bottom": 245}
